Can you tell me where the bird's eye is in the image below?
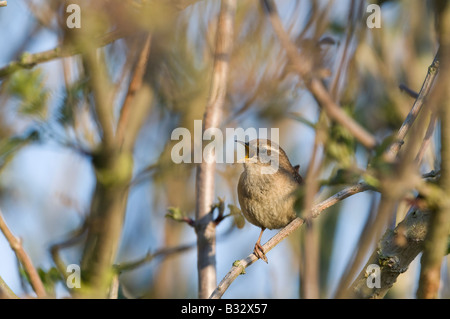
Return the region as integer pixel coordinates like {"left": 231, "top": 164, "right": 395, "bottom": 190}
{"left": 256, "top": 146, "right": 271, "bottom": 163}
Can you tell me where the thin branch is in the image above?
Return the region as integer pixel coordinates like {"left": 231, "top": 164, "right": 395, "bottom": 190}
{"left": 166, "top": 208, "right": 195, "bottom": 227}
{"left": 261, "top": 0, "right": 377, "bottom": 150}
{"left": 0, "top": 208, "right": 46, "bottom": 298}
{"left": 49, "top": 221, "right": 88, "bottom": 282}
{"left": 300, "top": 111, "right": 327, "bottom": 298}
{"left": 0, "top": 30, "right": 124, "bottom": 79}
{"left": 329, "top": 0, "right": 360, "bottom": 100}
{"left": 82, "top": 49, "right": 115, "bottom": 148}
{"left": 415, "top": 112, "right": 437, "bottom": 164}
{"left": 195, "top": 0, "right": 236, "bottom": 299}
{"left": 0, "top": 276, "right": 18, "bottom": 299}
{"left": 114, "top": 244, "right": 194, "bottom": 273}
{"left": 399, "top": 84, "right": 420, "bottom": 99}
{"left": 209, "top": 183, "right": 373, "bottom": 299}
{"left": 116, "top": 34, "right": 152, "bottom": 148}
{"left": 335, "top": 49, "right": 442, "bottom": 298}
{"left": 385, "top": 52, "right": 440, "bottom": 162}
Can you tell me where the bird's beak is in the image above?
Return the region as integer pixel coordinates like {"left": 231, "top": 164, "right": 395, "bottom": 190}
{"left": 235, "top": 140, "right": 250, "bottom": 163}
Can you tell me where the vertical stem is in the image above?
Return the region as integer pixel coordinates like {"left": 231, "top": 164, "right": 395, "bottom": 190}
{"left": 417, "top": 3, "right": 450, "bottom": 299}
{"left": 300, "top": 112, "right": 326, "bottom": 299}
{"left": 79, "top": 34, "right": 151, "bottom": 297}
{"left": 80, "top": 151, "right": 132, "bottom": 297}
{"left": 416, "top": 104, "right": 450, "bottom": 298}
{"left": 195, "top": 0, "right": 236, "bottom": 299}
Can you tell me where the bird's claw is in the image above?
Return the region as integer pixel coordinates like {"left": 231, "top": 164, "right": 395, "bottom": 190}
{"left": 254, "top": 242, "right": 268, "bottom": 263}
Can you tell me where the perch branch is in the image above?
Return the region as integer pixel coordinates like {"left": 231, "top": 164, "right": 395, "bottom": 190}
{"left": 209, "top": 183, "right": 373, "bottom": 299}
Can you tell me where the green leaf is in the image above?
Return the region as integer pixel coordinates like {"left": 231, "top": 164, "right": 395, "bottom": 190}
{"left": 325, "top": 119, "right": 356, "bottom": 168}
{"left": 7, "top": 69, "right": 49, "bottom": 119}
{"left": 166, "top": 207, "right": 184, "bottom": 221}
{"left": 287, "top": 112, "right": 316, "bottom": 129}
{"left": 0, "top": 129, "right": 40, "bottom": 170}
{"left": 38, "top": 267, "right": 63, "bottom": 295}
{"left": 228, "top": 204, "right": 245, "bottom": 229}
{"left": 56, "top": 78, "right": 89, "bottom": 127}
{"left": 327, "top": 168, "right": 362, "bottom": 186}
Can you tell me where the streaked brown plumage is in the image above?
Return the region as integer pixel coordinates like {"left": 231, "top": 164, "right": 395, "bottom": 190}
{"left": 237, "top": 139, "right": 303, "bottom": 262}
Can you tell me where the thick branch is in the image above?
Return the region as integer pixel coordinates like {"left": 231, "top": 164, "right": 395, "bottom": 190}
{"left": 349, "top": 208, "right": 430, "bottom": 298}
{"left": 195, "top": 0, "right": 236, "bottom": 299}
{"left": 83, "top": 50, "right": 115, "bottom": 149}
{"left": 335, "top": 49, "right": 442, "bottom": 298}
{"left": 210, "top": 183, "right": 372, "bottom": 299}
{"left": 417, "top": 8, "right": 450, "bottom": 296}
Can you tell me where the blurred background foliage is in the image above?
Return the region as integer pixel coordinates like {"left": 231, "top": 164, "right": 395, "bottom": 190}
{"left": 0, "top": 0, "right": 448, "bottom": 298}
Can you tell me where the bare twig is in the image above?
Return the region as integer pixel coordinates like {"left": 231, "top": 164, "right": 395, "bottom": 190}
{"left": 0, "top": 30, "right": 124, "bottom": 79}
{"left": 261, "top": 0, "right": 377, "bottom": 150}
{"left": 114, "top": 244, "right": 194, "bottom": 273}
{"left": 209, "top": 183, "right": 373, "bottom": 299}
{"left": 415, "top": 112, "right": 437, "bottom": 164}
{"left": 166, "top": 207, "right": 196, "bottom": 227}
{"left": 0, "top": 209, "right": 46, "bottom": 298}
{"left": 50, "top": 221, "right": 88, "bottom": 282}
{"left": 399, "top": 84, "right": 420, "bottom": 99}
{"left": 334, "top": 52, "right": 441, "bottom": 298}
{"left": 195, "top": 0, "right": 236, "bottom": 299}
{"left": 335, "top": 47, "right": 442, "bottom": 298}
{"left": 0, "top": 276, "right": 18, "bottom": 299}
{"left": 385, "top": 53, "right": 440, "bottom": 162}
{"left": 329, "top": 0, "right": 362, "bottom": 100}
{"left": 116, "top": 34, "right": 152, "bottom": 147}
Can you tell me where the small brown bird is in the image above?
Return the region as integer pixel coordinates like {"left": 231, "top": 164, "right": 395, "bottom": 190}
{"left": 237, "top": 139, "right": 304, "bottom": 263}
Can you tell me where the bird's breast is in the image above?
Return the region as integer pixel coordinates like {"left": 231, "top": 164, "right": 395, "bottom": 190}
{"left": 237, "top": 168, "right": 299, "bottom": 229}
